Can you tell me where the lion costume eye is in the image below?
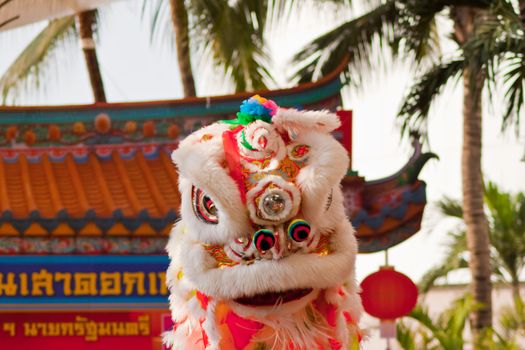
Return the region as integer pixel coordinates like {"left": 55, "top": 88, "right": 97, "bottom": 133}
{"left": 192, "top": 186, "right": 218, "bottom": 224}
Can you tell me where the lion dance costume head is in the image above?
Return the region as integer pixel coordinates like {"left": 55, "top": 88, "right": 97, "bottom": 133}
{"left": 164, "top": 96, "right": 363, "bottom": 350}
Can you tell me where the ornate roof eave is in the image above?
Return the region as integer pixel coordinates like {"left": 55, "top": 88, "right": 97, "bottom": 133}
{"left": 345, "top": 137, "right": 438, "bottom": 253}
{"left": 0, "top": 58, "right": 348, "bottom": 124}
{"left": 364, "top": 137, "right": 439, "bottom": 191}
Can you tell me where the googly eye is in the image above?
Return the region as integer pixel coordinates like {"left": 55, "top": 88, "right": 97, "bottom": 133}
{"left": 288, "top": 219, "right": 311, "bottom": 242}
{"left": 253, "top": 229, "right": 276, "bottom": 252}
{"left": 192, "top": 186, "right": 218, "bottom": 224}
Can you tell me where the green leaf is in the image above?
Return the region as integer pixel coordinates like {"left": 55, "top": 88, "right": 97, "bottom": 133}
{"left": 292, "top": 1, "right": 398, "bottom": 84}
{"left": 396, "top": 1, "right": 443, "bottom": 62}
{"left": 397, "top": 59, "right": 463, "bottom": 137}
{"left": 396, "top": 321, "right": 417, "bottom": 350}
{"left": 400, "top": 295, "right": 490, "bottom": 349}
{"left": 418, "top": 231, "right": 468, "bottom": 293}
{"left": 190, "top": 0, "right": 275, "bottom": 91}
{"left": 421, "top": 181, "right": 525, "bottom": 293}
{"left": 437, "top": 197, "right": 464, "bottom": 219}
{"left": 0, "top": 16, "right": 76, "bottom": 103}
{"left": 143, "top": 0, "right": 274, "bottom": 92}
{"left": 462, "top": 0, "right": 524, "bottom": 132}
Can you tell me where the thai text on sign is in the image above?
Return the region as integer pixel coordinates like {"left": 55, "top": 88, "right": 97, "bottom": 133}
{"left": 0, "top": 255, "right": 169, "bottom": 307}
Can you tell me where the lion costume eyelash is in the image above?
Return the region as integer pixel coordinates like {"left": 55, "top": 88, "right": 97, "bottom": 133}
{"left": 164, "top": 96, "right": 363, "bottom": 350}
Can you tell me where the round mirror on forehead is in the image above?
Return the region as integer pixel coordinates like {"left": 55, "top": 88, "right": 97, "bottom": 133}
{"left": 262, "top": 192, "right": 286, "bottom": 216}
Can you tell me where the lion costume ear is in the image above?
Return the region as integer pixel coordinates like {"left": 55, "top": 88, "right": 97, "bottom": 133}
{"left": 272, "top": 108, "right": 341, "bottom": 136}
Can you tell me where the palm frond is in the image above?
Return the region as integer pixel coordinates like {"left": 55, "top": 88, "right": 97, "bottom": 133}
{"left": 143, "top": 0, "right": 273, "bottom": 92}
{"left": 403, "top": 294, "right": 512, "bottom": 349}
{"left": 292, "top": 0, "right": 397, "bottom": 84}
{"left": 396, "top": 321, "right": 417, "bottom": 350}
{"left": 188, "top": 0, "right": 274, "bottom": 91}
{"left": 463, "top": 0, "right": 521, "bottom": 78}
{"left": 418, "top": 231, "right": 468, "bottom": 292}
{"left": 141, "top": 0, "right": 174, "bottom": 53}
{"left": 462, "top": 0, "right": 524, "bottom": 131}
{"left": 441, "top": 295, "right": 478, "bottom": 347}
{"left": 427, "top": 183, "right": 525, "bottom": 294}
{"left": 396, "top": 1, "right": 444, "bottom": 62}
{"left": 437, "top": 197, "right": 464, "bottom": 219}
{"left": 484, "top": 181, "right": 525, "bottom": 282}
{"left": 499, "top": 296, "right": 525, "bottom": 339}
{"left": 490, "top": 254, "right": 511, "bottom": 284}
{"left": 398, "top": 59, "right": 464, "bottom": 137}
{"left": 396, "top": 0, "right": 494, "bottom": 62}
{"left": 268, "top": 0, "right": 351, "bottom": 34}
{"left": 500, "top": 55, "right": 525, "bottom": 131}
{"left": 475, "top": 327, "right": 520, "bottom": 350}
{"left": 485, "top": 181, "right": 514, "bottom": 233}
{"left": 0, "top": 16, "right": 76, "bottom": 103}
{"left": 408, "top": 305, "right": 439, "bottom": 333}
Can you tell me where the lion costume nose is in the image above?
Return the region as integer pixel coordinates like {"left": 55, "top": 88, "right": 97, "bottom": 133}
{"left": 253, "top": 229, "right": 276, "bottom": 252}
{"left": 287, "top": 219, "right": 311, "bottom": 242}
{"left": 252, "top": 219, "right": 312, "bottom": 258}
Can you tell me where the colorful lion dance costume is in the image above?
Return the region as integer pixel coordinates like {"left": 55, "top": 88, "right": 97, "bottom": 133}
{"left": 164, "top": 96, "right": 363, "bottom": 350}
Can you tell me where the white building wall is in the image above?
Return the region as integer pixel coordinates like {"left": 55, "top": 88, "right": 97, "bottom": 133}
{"left": 360, "top": 284, "right": 522, "bottom": 349}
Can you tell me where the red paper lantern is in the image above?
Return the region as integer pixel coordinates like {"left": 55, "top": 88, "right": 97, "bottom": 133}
{"left": 360, "top": 266, "right": 418, "bottom": 320}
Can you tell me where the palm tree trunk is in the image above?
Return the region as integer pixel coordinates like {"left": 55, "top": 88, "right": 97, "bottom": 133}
{"left": 512, "top": 275, "right": 521, "bottom": 302}
{"left": 169, "top": 0, "right": 196, "bottom": 97}
{"left": 462, "top": 65, "right": 492, "bottom": 331}
{"left": 77, "top": 10, "right": 106, "bottom": 103}
{"left": 452, "top": 6, "right": 493, "bottom": 332}
{"left": 520, "top": 0, "right": 525, "bottom": 28}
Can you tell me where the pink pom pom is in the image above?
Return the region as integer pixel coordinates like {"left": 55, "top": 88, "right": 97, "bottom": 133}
{"left": 263, "top": 100, "right": 278, "bottom": 116}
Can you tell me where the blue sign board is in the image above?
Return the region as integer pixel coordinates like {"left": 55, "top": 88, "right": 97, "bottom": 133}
{"left": 0, "top": 255, "right": 170, "bottom": 310}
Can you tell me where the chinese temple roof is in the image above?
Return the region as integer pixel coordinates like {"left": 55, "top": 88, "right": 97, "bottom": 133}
{"left": 348, "top": 140, "right": 437, "bottom": 252}
{"left": 0, "top": 62, "right": 436, "bottom": 254}
{"left": 0, "top": 145, "right": 179, "bottom": 235}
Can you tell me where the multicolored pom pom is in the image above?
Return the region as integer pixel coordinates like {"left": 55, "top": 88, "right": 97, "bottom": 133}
{"left": 223, "top": 95, "right": 278, "bottom": 126}
{"left": 240, "top": 95, "right": 278, "bottom": 118}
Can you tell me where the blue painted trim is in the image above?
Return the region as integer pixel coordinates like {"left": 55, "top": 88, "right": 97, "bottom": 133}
{"left": 0, "top": 80, "right": 341, "bottom": 125}
{"left": 0, "top": 255, "right": 169, "bottom": 265}
{"left": 0, "top": 212, "right": 179, "bottom": 233}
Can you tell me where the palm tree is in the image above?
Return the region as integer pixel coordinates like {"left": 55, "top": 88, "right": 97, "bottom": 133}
{"left": 168, "top": 0, "right": 195, "bottom": 97}
{"left": 143, "top": 0, "right": 275, "bottom": 96}
{"left": 1, "top": 1, "right": 276, "bottom": 102}
{"left": 77, "top": 10, "right": 106, "bottom": 103}
{"left": 397, "top": 295, "right": 518, "bottom": 350}
{"left": 0, "top": 10, "right": 106, "bottom": 103}
{"left": 499, "top": 296, "right": 525, "bottom": 344}
{"left": 293, "top": 0, "right": 525, "bottom": 331}
{"left": 420, "top": 182, "right": 525, "bottom": 301}
{"left": 397, "top": 295, "right": 477, "bottom": 350}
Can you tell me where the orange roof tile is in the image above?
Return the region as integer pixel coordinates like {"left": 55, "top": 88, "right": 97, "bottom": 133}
{"left": 0, "top": 145, "right": 179, "bottom": 236}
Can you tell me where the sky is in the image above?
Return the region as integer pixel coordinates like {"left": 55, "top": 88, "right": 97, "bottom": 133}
{"left": 1, "top": 0, "right": 524, "bottom": 284}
